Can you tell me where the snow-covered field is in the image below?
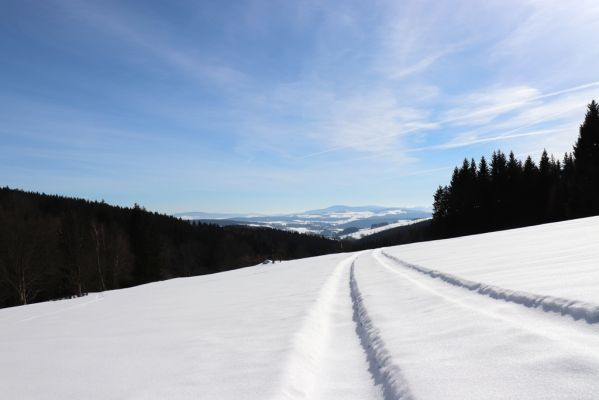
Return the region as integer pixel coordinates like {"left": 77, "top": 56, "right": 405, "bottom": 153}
{"left": 2, "top": 216, "right": 599, "bottom": 399}
{"left": 340, "top": 218, "right": 430, "bottom": 239}
{"left": 175, "top": 205, "right": 431, "bottom": 237}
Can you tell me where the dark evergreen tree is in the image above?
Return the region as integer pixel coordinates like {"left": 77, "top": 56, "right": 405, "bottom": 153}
{"left": 475, "top": 156, "right": 491, "bottom": 229}
{"left": 504, "top": 151, "right": 523, "bottom": 225}
{"left": 490, "top": 151, "right": 508, "bottom": 225}
{"left": 561, "top": 152, "right": 576, "bottom": 217}
{"left": 432, "top": 100, "right": 599, "bottom": 236}
{"left": 0, "top": 188, "right": 342, "bottom": 309}
{"left": 573, "top": 100, "right": 599, "bottom": 215}
{"left": 433, "top": 186, "right": 449, "bottom": 220}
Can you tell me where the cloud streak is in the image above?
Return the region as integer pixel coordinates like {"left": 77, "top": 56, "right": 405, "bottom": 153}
{"left": 298, "top": 80, "right": 599, "bottom": 159}
{"left": 3, "top": 0, "right": 599, "bottom": 212}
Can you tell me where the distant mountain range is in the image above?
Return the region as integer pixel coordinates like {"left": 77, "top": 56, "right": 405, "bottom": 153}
{"left": 174, "top": 205, "right": 432, "bottom": 238}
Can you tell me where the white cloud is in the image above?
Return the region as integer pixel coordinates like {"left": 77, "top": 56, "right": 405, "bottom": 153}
{"left": 434, "top": 128, "right": 562, "bottom": 150}
{"left": 441, "top": 86, "right": 541, "bottom": 126}
{"left": 31, "top": 0, "right": 599, "bottom": 195}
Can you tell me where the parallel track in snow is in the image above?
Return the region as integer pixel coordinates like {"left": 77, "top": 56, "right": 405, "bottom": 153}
{"left": 351, "top": 250, "right": 599, "bottom": 399}
{"left": 275, "top": 248, "right": 599, "bottom": 399}
{"left": 276, "top": 252, "right": 393, "bottom": 400}
{"left": 381, "top": 250, "right": 599, "bottom": 325}
{"left": 349, "top": 262, "right": 413, "bottom": 400}
{"left": 372, "top": 250, "right": 599, "bottom": 359}
{"left": 275, "top": 254, "right": 356, "bottom": 399}
{"left": 276, "top": 252, "right": 414, "bottom": 400}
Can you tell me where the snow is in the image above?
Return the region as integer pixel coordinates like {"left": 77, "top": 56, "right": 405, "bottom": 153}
{"left": 383, "top": 216, "right": 599, "bottom": 305}
{"left": 2, "top": 216, "right": 599, "bottom": 399}
{"left": 286, "top": 226, "right": 318, "bottom": 234}
{"left": 328, "top": 211, "right": 376, "bottom": 222}
{"left": 378, "top": 209, "right": 407, "bottom": 216}
{"left": 341, "top": 218, "right": 429, "bottom": 239}
{"left": 294, "top": 214, "right": 321, "bottom": 219}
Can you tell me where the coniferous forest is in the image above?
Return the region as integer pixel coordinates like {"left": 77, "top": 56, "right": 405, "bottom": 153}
{"left": 1, "top": 101, "right": 598, "bottom": 309}
{"left": 432, "top": 100, "right": 599, "bottom": 236}
{"left": 0, "top": 189, "right": 341, "bottom": 308}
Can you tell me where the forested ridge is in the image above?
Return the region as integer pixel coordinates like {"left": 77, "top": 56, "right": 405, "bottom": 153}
{"left": 432, "top": 100, "right": 599, "bottom": 236}
{"left": 0, "top": 189, "right": 341, "bottom": 308}
{"left": 346, "top": 100, "right": 599, "bottom": 250}
{"left": 2, "top": 101, "right": 598, "bottom": 309}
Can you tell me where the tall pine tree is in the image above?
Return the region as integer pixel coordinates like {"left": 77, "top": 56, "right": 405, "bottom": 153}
{"left": 573, "top": 100, "right": 599, "bottom": 215}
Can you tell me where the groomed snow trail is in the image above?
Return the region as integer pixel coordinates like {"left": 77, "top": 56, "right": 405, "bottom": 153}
{"left": 376, "top": 251, "right": 599, "bottom": 357}
{"left": 349, "top": 262, "right": 413, "bottom": 400}
{"left": 382, "top": 250, "right": 599, "bottom": 324}
{"left": 351, "top": 249, "right": 599, "bottom": 399}
{"left": 276, "top": 252, "right": 384, "bottom": 400}
{"left": 3, "top": 217, "right": 599, "bottom": 399}
{"left": 277, "top": 252, "right": 413, "bottom": 400}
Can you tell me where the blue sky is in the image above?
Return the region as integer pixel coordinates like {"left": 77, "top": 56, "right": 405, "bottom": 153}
{"left": 2, "top": 0, "right": 599, "bottom": 214}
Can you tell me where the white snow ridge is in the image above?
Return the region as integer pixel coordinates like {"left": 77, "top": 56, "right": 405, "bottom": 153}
{"left": 2, "top": 216, "right": 599, "bottom": 399}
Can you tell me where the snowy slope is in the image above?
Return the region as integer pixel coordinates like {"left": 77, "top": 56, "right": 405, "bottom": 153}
{"left": 175, "top": 205, "right": 431, "bottom": 237}
{"left": 2, "top": 216, "right": 599, "bottom": 399}
{"left": 340, "top": 218, "right": 430, "bottom": 239}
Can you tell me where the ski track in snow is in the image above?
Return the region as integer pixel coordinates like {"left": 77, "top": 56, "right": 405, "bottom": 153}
{"left": 4, "top": 217, "right": 599, "bottom": 399}
{"left": 275, "top": 253, "right": 355, "bottom": 399}
{"left": 363, "top": 249, "right": 599, "bottom": 399}
{"left": 276, "top": 252, "right": 384, "bottom": 400}
{"left": 372, "top": 250, "right": 599, "bottom": 356}
{"left": 277, "top": 251, "right": 413, "bottom": 400}
{"left": 381, "top": 250, "right": 599, "bottom": 325}
{"left": 349, "top": 261, "right": 414, "bottom": 400}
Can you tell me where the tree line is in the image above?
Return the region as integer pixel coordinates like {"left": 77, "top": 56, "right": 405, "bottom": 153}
{"left": 433, "top": 100, "right": 599, "bottom": 236}
{"left": 0, "top": 188, "right": 341, "bottom": 308}
{"left": 2, "top": 101, "right": 598, "bottom": 309}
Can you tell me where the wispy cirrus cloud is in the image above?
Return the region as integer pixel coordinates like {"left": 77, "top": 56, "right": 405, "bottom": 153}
{"left": 3, "top": 0, "right": 599, "bottom": 212}
{"left": 296, "top": 80, "right": 598, "bottom": 161}
{"left": 427, "top": 128, "right": 563, "bottom": 151}
{"left": 441, "top": 81, "right": 599, "bottom": 127}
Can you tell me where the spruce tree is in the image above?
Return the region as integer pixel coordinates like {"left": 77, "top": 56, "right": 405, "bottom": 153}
{"left": 521, "top": 156, "right": 539, "bottom": 223}
{"left": 433, "top": 186, "right": 448, "bottom": 220}
{"left": 477, "top": 156, "right": 491, "bottom": 229}
{"left": 505, "top": 151, "right": 522, "bottom": 226}
{"left": 539, "top": 149, "right": 550, "bottom": 177}
{"left": 562, "top": 152, "right": 575, "bottom": 217}
{"left": 490, "top": 151, "right": 508, "bottom": 225}
{"left": 573, "top": 100, "right": 599, "bottom": 215}
{"left": 432, "top": 100, "right": 599, "bottom": 236}
{"left": 478, "top": 156, "right": 490, "bottom": 182}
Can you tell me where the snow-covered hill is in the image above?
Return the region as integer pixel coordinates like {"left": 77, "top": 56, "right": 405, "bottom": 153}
{"left": 175, "top": 205, "right": 431, "bottom": 237}
{"left": 2, "top": 216, "right": 599, "bottom": 399}
{"left": 339, "top": 217, "right": 430, "bottom": 239}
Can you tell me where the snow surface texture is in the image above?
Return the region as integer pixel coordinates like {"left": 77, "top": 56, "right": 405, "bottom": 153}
{"left": 2, "top": 216, "right": 599, "bottom": 399}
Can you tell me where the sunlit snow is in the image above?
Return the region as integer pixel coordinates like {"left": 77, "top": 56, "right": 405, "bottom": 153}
{"left": 2, "top": 217, "right": 599, "bottom": 399}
